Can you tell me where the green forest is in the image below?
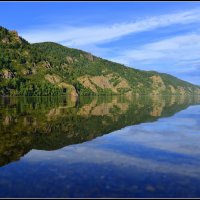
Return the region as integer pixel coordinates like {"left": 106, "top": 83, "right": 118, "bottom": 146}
{"left": 0, "top": 26, "right": 200, "bottom": 96}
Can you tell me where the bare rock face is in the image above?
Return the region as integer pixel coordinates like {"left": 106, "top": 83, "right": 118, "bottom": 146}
{"left": 21, "top": 69, "right": 32, "bottom": 76}
{"left": 85, "top": 53, "right": 94, "bottom": 62}
{"left": 77, "top": 74, "right": 130, "bottom": 94}
{"left": 0, "top": 69, "right": 15, "bottom": 79}
{"left": 32, "top": 68, "right": 37, "bottom": 75}
{"left": 42, "top": 61, "right": 51, "bottom": 69}
{"left": 45, "top": 74, "right": 61, "bottom": 84}
{"left": 1, "top": 37, "right": 9, "bottom": 44}
{"left": 66, "top": 56, "right": 73, "bottom": 64}
{"left": 45, "top": 74, "right": 78, "bottom": 97}
{"left": 9, "top": 30, "right": 22, "bottom": 43}
{"left": 177, "top": 86, "right": 186, "bottom": 95}
{"left": 1, "top": 30, "right": 22, "bottom": 45}
{"left": 195, "top": 88, "right": 200, "bottom": 95}
{"left": 169, "top": 85, "right": 176, "bottom": 94}
{"left": 151, "top": 75, "right": 166, "bottom": 90}
{"left": 58, "top": 82, "right": 78, "bottom": 97}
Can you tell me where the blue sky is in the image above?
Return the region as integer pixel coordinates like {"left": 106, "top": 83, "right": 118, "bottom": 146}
{"left": 1, "top": 2, "right": 200, "bottom": 85}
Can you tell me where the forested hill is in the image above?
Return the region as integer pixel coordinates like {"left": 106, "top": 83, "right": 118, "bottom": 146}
{"left": 0, "top": 26, "right": 200, "bottom": 96}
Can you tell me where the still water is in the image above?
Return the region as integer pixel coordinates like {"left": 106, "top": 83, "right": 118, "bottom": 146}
{"left": 0, "top": 95, "right": 200, "bottom": 198}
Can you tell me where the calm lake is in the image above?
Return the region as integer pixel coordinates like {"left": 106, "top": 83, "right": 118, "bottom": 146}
{"left": 0, "top": 95, "right": 200, "bottom": 198}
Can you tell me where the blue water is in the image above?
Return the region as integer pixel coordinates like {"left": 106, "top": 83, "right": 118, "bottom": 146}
{"left": 0, "top": 96, "right": 200, "bottom": 197}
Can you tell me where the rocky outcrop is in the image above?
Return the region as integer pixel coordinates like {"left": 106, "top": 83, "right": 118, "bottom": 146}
{"left": 78, "top": 73, "right": 130, "bottom": 94}
{"left": 45, "top": 74, "right": 61, "bottom": 84}
{"left": 9, "top": 30, "right": 22, "bottom": 44}
{"left": 1, "top": 37, "right": 9, "bottom": 44}
{"left": 195, "top": 88, "right": 200, "bottom": 95}
{"left": 150, "top": 75, "right": 166, "bottom": 95}
{"left": 78, "top": 76, "right": 98, "bottom": 93}
{"left": 21, "top": 69, "right": 33, "bottom": 76}
{"left": 177, "top": 86, "right": 187, "bottom": 95}
{"left": 45, "top": 74, "right": 78, "bottom": 96}
{"left": 41, "top": 61, "right": 51, "bottom": 69}
{"left": 169, "top": 85, "right": 176, "bottom": 94}
{"left": 0, "top": 69, "right": 15, "bottom": 79}
{"left": 85, "top": 53, "right": 94, "bottom": 62}
{"left": 66, "top": 56, "right": 73, "bottom": 64}
{"left": 58, "top": 82, "right": 78, "bottom": 97}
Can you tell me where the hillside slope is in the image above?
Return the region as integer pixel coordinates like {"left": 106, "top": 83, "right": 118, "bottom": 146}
{"left": 0, "top": 26, "right": 200, "bottom": 96}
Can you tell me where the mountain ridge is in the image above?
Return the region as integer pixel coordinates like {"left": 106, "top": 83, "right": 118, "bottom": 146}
{"left": 0, "top": 26, "right": 200, "bottom": 96}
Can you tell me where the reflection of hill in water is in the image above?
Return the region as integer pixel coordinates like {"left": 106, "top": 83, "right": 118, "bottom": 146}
{"left": 0, "top": 95, "right": 200, "bottom": 167}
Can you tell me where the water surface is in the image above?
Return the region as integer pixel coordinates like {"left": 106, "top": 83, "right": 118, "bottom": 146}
{"left": 0, "top": 95, "right": 200, "bottom": 197}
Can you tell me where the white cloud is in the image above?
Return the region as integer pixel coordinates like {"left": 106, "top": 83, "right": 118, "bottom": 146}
{"left": 20, "top": 8, "right": 200, "bottom": 46}
{"left": 24, "top": 123, "right": 200, "bottom": 179}
{"left": 111, "top": 33, "right": 200, "bottom": 69}
{"left": 109, "top": 32, "right": 200, "bottom": 85}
